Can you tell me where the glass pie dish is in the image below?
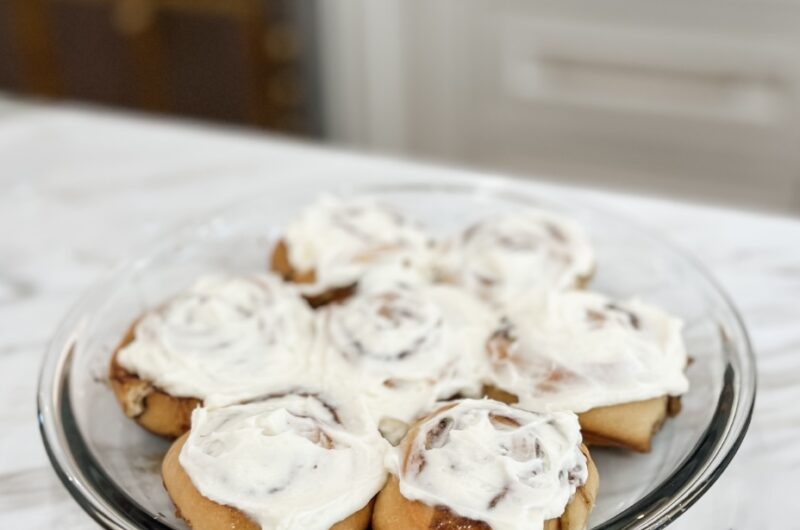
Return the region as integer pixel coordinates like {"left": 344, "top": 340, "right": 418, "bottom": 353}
{"left": 38, "top": 179, "right": 756, "bottom": 530}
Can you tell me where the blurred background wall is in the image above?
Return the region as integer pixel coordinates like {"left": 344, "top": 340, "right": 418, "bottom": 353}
{"left": 2, "top": 0, "right": 800, "bottom": 213}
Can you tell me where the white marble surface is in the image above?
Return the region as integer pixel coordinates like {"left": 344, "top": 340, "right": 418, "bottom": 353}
{"left": 0, "top": 104, "right": 797, "bottom": 529}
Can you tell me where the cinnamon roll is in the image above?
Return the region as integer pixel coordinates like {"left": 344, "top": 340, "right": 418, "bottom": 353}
{"left": 435, "top": 210, "right": 594, "bottom": 305}
{"left": 270, "top": 195, "right": 433, "bottom": 306}
{"left": 317, "top": 267, "right": 495, "bottom": 442}
{"left": 484, "top": 291, "right": 689, "bottom": 452}
{"left": 110, "top": 274, "right": 316, "bottom": 437}
{"left": 162, "top": 391, "right": 388, "bottom": 530}
{"left": 374, "top": 399, "right": 598, "bottom": 530}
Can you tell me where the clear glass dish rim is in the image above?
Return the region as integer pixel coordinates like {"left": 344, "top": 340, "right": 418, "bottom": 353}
{"left": 37, "top": 178, "right": 757, "bottom": 530}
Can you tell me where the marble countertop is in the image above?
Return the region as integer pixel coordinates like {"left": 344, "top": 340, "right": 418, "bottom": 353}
{"left": 0, "top": 104, "right": 796, "bottom": 529}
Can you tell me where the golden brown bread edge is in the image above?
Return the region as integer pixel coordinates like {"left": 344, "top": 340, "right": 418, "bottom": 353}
{"left": 372, "top": 411, "right": 599, "bottom": 530}
{"left": 162, "top": 433, "right": 375, "bottom": 530}
{"left": 115, "top": 240, "right": 670, "bottom": 449}
{"left": 111, "top": 315, "right": 680, "bottom": 452}
{"left": 270, "top": 239, "right": 355, "bottom": 308}
{"left": 108, "top": 239, "right": 356, "bottom": 438}
{"left": 485, "top": 386, "right": 681, "bottom": 453}
{"left": 271, "top": 239, "right": 592, "bottom": 308}
{"left": 109, "top": 324, "right": 201, "bottom": 438}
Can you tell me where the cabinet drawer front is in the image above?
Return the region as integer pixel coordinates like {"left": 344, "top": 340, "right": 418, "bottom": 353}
{"left": 405, "top": 0, "right": 800, "bottom": 207}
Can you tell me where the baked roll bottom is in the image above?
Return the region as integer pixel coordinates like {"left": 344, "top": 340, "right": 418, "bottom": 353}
{"left": 162, "top": 433, "right": 375, "bottom": 530}
{"left": 270, "top": 239, "right": 356, "bottom": 307}
{"left": 373, "top": 445, "right": 598, "bottom": 530}
{"left": 109, "top": 326, "right": 200, "bottom": 438}
{"left": 485, "top": 386, "right": 681, "bottom": 453}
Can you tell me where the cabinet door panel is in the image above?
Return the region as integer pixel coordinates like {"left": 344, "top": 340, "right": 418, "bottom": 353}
{"left": 0, "top": 2, "right": 21, "bottom": 90}
{"left": 406, "top": 0, "right": 800, "bottom": 206}
{"left": 50, "top": 1, "right": 138, "bottom": 106}
{"left": 160, "top": 9, "right": 256, "bottom": 123}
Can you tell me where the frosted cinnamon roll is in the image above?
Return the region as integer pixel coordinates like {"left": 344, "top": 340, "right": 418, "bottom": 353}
{"left": 317, "top": 268, "right": 495, "bottom": 441}
{"left": 374, "top": 399, "right": 598, "bottom": 530}
{"left": 162, "top": 391, "right": 388, "bottom": 530}
{"left": 110, "top": 274, "right": 316, "bottom": 437}
{"left": 270, "top": 195, "right": 433, "bottom": 306}
{"left": 484, "top": 291, "right": 689, "bottom": 452}
{"left": 435, "top": 210, "right": 594, "bottom": 305}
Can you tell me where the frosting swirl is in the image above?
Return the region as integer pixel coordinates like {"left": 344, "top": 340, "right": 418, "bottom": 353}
{"left": 487, "top": 291, "right": 689, "bottom": 412}
{"left": 180, "top": 391, "right": 388, "bottom": 530}
{"left": 283, "top": 195, "right": 433, "bottom": 294}
{"left": 116, "top": 274, "right": 316, "bottom": 401}
{"left": 390, "top": 399, "right": 587, "bottom": 530}
{"left": 319, "top": 267, "right": 495, "bottom": 431}
{"left": 436, "top": 210, "right": 594, "bottom": 304}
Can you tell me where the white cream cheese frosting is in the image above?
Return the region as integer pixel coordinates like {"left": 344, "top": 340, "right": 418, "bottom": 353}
{"left": 180, "top": 391, "right": 388, "bottom": 530}
{"left": 389, "top": 399, "right": 588, "bottom": 530}
{"left": 487, "top": 291, "right": 689, "bottom": 412}
{"left": 436, "top": 209, "right": 595, "bottom": 305}
{"left": 316, "top": 266, "right": 496, "bottom": 432}
{"left": 283, "top": 195, "right": 433, "bottom": 294}
{"left": 116, "top": 274, "right": 316, "bottom": 401}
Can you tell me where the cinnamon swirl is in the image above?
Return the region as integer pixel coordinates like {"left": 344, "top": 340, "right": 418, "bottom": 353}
{"left": 317, "top": 268, "right": 495, "bottom": 440}
{"left": 162, "top": 391, "right": 388, "bottom": 530}
{"left": 110, "top": 274, "right": 316, "bottom": 437}
{"left": 435, "top": 210, "right": 594, "bottom": 305}
{"left": 485, "top": 291, "right": 689, "bottom": 452}
{"left": 374, "top": 399, "right": 598, "bottom": 530}
{"left": 270, "top": 195, "right": 433, "bottom": 306}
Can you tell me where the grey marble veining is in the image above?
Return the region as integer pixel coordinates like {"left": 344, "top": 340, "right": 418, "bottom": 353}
{"left": 0, "top": 105, "right": 797, "bottom": 529}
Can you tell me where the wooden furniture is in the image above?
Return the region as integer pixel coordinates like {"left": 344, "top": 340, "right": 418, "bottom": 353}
{"left": 0, "top": 0, "right": 319, "bottom": 135}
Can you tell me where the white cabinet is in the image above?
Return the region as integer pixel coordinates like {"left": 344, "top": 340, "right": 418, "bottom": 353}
{"left": 320, "top": 0, "right": 800, "bottom": 211}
